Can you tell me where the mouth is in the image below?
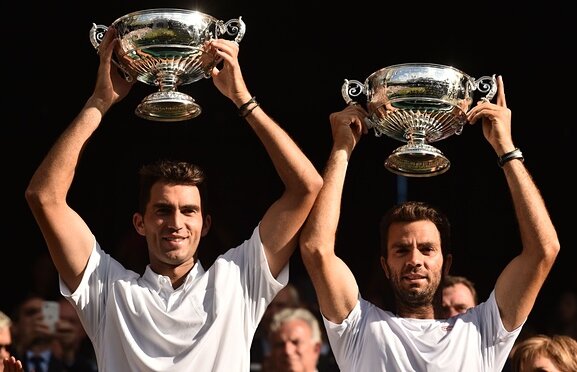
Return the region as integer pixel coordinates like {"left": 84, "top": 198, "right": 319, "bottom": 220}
{"left": 403, "top": 273, "right": 427, "bottom": 283}
{"left": 164, "top": 236, "right": 186, "bottom": 241}
{"left": 162, "top": 236, "right": 188, "bottom": 245}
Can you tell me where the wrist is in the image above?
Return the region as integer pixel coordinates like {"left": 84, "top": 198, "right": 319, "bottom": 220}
{"left": 498, "top": 148, "right": 524, "bottom": 167}
{"left": 233, "top": 93, "right": 253, "bottom": 109}
{"left": 238, "top": 96, "right": 260, "bottom": 118}
{"left": 85, "top": 96, "right": 112, "bottom": 116}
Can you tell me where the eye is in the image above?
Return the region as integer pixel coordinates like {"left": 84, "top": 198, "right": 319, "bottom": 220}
{"left": 393, "top": 246, "right": 410, "bottom": 255}
{"left": 155, "top": 207, "right": 171, "bottom": 215}
{"left": 420, "top": 247, "right": 433, "bottom": 254}
{"left": 181, "top": 207, "right": 199, "bottom": 216}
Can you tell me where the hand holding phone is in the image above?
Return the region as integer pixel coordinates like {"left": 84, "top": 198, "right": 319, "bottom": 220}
{"left": 42, "top": 301, "right": 60, "bottom": 333}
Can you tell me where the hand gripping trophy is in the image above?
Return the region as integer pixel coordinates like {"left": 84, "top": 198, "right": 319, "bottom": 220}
{"left": 342, "top": 63, "right": 496, "bottom": 177}
{"left": 90, "top": 8, "right": 246, "bottom": 122}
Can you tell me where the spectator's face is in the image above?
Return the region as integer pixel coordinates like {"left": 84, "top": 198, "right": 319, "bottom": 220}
{"left": 382, "top": 221, "right": 445, "bottom": 308}
{"left": 268, "top": 319, "right": 321, "bottom": 372}
{"left": 0, "top": 326, "right": 12, "bottom": 360}
{"left": 441, "top": 283, "right": 476, "bottom": 318}
{"left": 14, "top": 297, "right": 53, "bottom": 346}
{"left": 523, "top": 354, "right": 563, "bottom": 372}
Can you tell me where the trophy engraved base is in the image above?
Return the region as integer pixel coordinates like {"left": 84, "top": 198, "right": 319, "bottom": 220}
{"left": 135, "top": 91, "right": 201, "bottom": 121}
{"left": 384, "top": 143, "right": 450, "bottom": 177}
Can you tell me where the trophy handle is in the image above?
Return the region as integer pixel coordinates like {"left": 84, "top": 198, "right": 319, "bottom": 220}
{"left": 471, "top": 74, "right": 497, "bottom": 102}
{"left": 341, "top": 79, "right": 365, "bottom": 105}
{"left": 89, "top": 23, "right": 134, "bottom": 82}
{"left": 341, "top": 79, "right": 378, "bottom": 132}
{"left": 219, "top": 17, "right": 246, "bottom": 44}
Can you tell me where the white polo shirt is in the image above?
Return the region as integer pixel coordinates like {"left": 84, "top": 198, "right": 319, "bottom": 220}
{"left": 324, "top": 290, "right": 522, "bottom": 372}
{"left": 61, "top": 225, "right": 288, "bottom": 371}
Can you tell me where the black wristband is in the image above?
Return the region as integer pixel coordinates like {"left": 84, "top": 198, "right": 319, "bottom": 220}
{"left": 238, "top": 97, "right": 257, "bottom": 117}
{"left": 498, "top": 148, "right": 524, "bottom": 167}
{"left": 240, "top": 102, "right": 260, "bottom": 118}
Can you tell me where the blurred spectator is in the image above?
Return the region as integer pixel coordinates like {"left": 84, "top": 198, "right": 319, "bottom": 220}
{"left": 1, "top": 310, "right": 23, "bottom": 372}
{"left": 1, "top": 357, "right": 23, "bottom": 372}
{"left": 440, "top": 275, "right": 478, "bottom": 318}
{"left": 10, "top": 294, "right": 67, "bottom": 371}
{"left": 509, "top": 333, "right": 577, "bottom": 372}
{"left": 251, "top": 283, "right": 302, "bottom": 371}
{"left": 264, "top": 307, "right": 323, "bottom": 372}
{"left": 1, "top": 311, "right": 13, "bottom": 362}
{"left": 52, "top": 298, "right": 97, "bottom": 371}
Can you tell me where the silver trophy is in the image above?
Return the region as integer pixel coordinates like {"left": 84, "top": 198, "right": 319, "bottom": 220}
{"left": 342, "top": 63, "right": 496, "bottom": 177}
{"left": 89, "top": 8, "right": 246, "bottom": 122}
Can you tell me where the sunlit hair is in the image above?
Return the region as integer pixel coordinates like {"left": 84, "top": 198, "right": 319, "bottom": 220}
{"left": 0, "top": 310, "right": 11, "bottom": 329}
{"left": 269, "top": 307, "right": 322, "bottom": 344}
{"left": 443, "top": 275, "right": 478, "bottom": 305}
{"left": 137, "top": 160, "right": 209, "bottom": 215}
{"left": 510, "top": 334, "right": 577, "bottom": 372}
{"left": 379, "top": 200, "right": 451, "bottom": 258}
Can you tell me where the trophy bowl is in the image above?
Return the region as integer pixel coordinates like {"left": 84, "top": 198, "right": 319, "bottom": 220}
{"left": 90, "top": 8, "right": 246, "bottom": 122}
{"left": 342, "top": 63, "right": 496, "bottom": 177}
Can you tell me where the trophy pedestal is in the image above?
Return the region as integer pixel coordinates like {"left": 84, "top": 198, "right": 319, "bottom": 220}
{"left": 136, "top": 91, "right": 201, "bottom": 122}
{"left": 385, "top": 143, "right": 450, "bottom": 177}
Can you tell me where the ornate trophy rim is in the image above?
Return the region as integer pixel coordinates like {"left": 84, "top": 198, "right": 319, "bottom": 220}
{"left": 366, "top": 62, "right": 472, "bottom": 82}
{"left": 110, "top": 8, "right": 219, "bottom": 26}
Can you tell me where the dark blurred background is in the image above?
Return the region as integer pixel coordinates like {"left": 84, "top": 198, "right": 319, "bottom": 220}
{"left": 7, "top": 1, "right": 574, "bottom": 334}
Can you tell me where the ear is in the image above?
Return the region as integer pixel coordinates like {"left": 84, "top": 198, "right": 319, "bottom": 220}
{"left": 380, "top": 256, "right": 390, "bottom": 279}
{"left": 443, "top": 254, "right": 453, "bottom": 276}
{"left": 201, "top": 214, "right": 212, "bottom": 237}
{"left": 313, "top": 341, "right": 322, "bottom": 356}
{"left": 133, "top": 213, "right": 145, "bottom": 236}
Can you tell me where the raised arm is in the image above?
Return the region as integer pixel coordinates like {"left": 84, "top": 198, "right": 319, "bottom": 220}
{"left": 466, "top": 75, "right": 560, "bottom": 331}
{"left": 24, "top": 28, "right": 134, "bottom": 292}
{"left": 210, "top": 39, "right": 323, "bottom": 277}
{"left": 299, "top": 104, "right": 369, "bottom": 323}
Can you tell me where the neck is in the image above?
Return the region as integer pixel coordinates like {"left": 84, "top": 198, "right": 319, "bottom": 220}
{"left": 395, "top": 304, "right": 435, "bottom": 319}
{"left": 150, "top": 258, "right": 197, "bottom": 289}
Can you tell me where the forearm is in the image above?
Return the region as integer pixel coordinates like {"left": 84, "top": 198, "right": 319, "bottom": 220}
{"left": 301, "top": 147, "right": 350, "bottom": 251}
{"left": 495, "top": 159, "right": 560, "bottom": 330}
{"left": 300, "top": 146, "right": 360, "bottom": 322}
{"left": 503, "top": 160, "right": 559, "bottom": 260}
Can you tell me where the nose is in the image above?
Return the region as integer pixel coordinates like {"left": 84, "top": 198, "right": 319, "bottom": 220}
{"left": 282, "top": 340, "right": 297, "bottom": 355}
{"left": 167, "top": 212, "right": 184, "bottom": 231}
{"left": 406, "top": 247, "right": 423, "bottom": 267}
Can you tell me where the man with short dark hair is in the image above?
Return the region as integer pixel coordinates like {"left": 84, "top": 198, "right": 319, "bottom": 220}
{"left": 299, "top": 76, "right": 560, "bottom": 371}
{"left": 25, "top": 28, "right": 322, "bottom": 370}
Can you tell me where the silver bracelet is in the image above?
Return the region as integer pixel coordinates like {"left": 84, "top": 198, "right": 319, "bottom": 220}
{"left": 498, "top": 148, "right": 524, "bottom": 167}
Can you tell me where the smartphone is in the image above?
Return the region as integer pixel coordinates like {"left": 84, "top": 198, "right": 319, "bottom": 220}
{"left": 42, "top": 301, "right": 60, "bottom": 333}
